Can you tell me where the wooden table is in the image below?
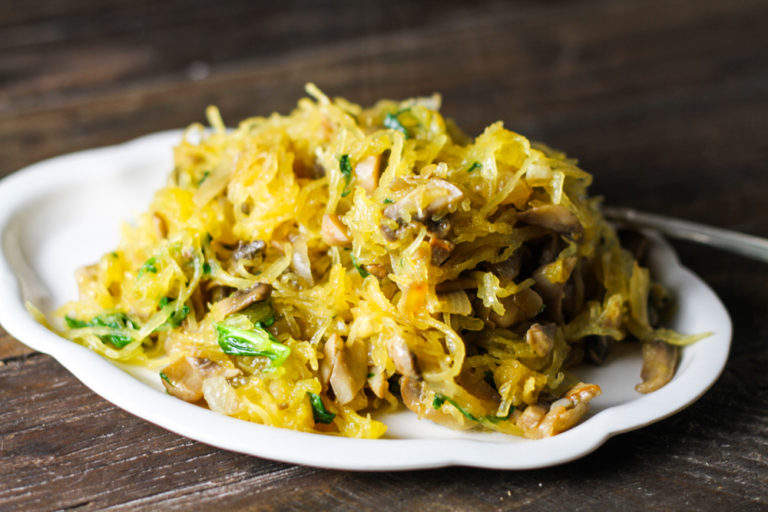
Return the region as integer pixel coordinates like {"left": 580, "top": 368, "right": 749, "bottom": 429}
{"left": 2, "top": 1, "right": 767, "bottom": 509}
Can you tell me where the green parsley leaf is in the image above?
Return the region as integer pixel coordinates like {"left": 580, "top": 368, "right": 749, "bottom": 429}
{"left": 384, "top": 110, "right": 410, "bottom": 138}
{"left": 432, "top": 393, "right": 514, "bottom": 424}
{"left": 339, "top": 154, "right": 353, "bottom": 197}
{"left": 307, "top": 392, "right": 336, "bottom": 424}
{"left": 65, "top": 313, "right": 137, "bottom": 349}
{"left": 350, "top": 254, "right": 370, "bottom": 278}
{"left": 159, "top": 371, "right": 172, "bottom": 385}
{"left": 137, "top": 257, "right": 158, "bottom": 279}
{"left": 215, "top": 322, "right": 291, "bottom": 367}
{"left": 467, "top": 161, "right": 481, "bottom": 173}
{"left": 383, "top": 198, "right": 394, "bottom": 204}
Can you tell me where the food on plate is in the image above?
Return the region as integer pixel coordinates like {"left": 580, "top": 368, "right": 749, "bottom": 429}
{"left": 56, "top": 85, "right": 702, "bottom": 439}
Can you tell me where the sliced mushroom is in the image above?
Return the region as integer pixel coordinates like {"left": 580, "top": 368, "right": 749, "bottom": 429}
{"left": 383, "top": 178, "right": 463, "bottom": 223}
{"left": 232, "top": 240, "right": 266, "bottom": 262}
{"left": 562, "top": 259, "right": 586, "bottom": 320}
{"left": 208, "top": 285, "right": 234, "bottom": 304}
{"left": 584, "top": 335, "right": 614, "bottom": 365}
{"left": 516, "top": 404, "right": 548, "bottom": 434}
{"left": 636, "top": 340, "right": 679, "bottom": 393}
{"left": 513, "top": 288, "right": 545, "bottom": 319}
{"left": 425, "top": 217, "right": 451, "bottom": 239}
{"left": 532, "top": 256, "right": 576, "bottom": 324}
{"left": 321, "top": 213, "right": 351, "bottom": 246}
{"left": 525, "top": 323, "right": 557, "bottom": 358}
{"left": 435, "top": 276, "right": 477, "bottom": 293}
{"left": 429, "top": 237, "right": 455, "bottom": 266}
{"left": 213, "top": 283, "right": 272, "bottom": 319}
{"left": 517, "top": 205, "right": 584, "bottom": 239}
{"left": 354, "top": 154, "right": 380, "bottom": 194}
{"left": 387, "top": 336, "right": 420, "bottom": 379}
{"left": 489, "top": 296, "right": 523, "bottom": 329}
{"left": 322, "top": 334, "right": 368, "bottom": 405}
{"left": 161, "top": 356, "right": 241, "bottom": 402}
{"left": 517, "top": 382, "right": 601, "bottom": 439}
{"left": 490, "top": 252, "right": 522, "bottom": 282}
{"left": 363, "top": 263, "right": 389, "bottom": 279}
{"left": 532, "top": 268, "right": 565, "bottom": 324}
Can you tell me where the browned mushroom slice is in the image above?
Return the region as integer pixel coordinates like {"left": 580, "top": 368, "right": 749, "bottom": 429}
{"left": 532, "top": 269, "right": 565, "bottom": 324}
{"left": 387, "top": 336, "right": 420, "bottom": 379}
{"left": 562, "top": 259, "right": 586, "bottom": 320}
{"left": 214, "top": 283, "right": 272, "bottom": 318}
{"left": 161, "top": 356, "right": 241, "bottom": 402}
{"left": 436, "top": 276, "right": 477, "bottom": 293}
{"left": 429, "top": 237, "right": 455, "bottom": 266}
{"left": 490, "top": 252, "right": 523, "bottom": 282}
{"left": 517, "top": 205, "right": 584, "bottom": 239}
{"left": 584, "top": 335, "right": 614, "bottom": 365}
{"left": 525, "top": 323, "right": 557, "bottom": 358}
{"left": 517, "top": 382, "right": 601, "bottom": 439}
{"left": 513, "top": 288, "right": 545, "bottom": 319}
{"left": 363, "top": 264, "right": 389, "bottom": 279}
{"left": 322, "top": 334, "right": 368, "bottom": 405}
{"left": 425, "top": 217, "right": 451, "bottom": 238}
{"left": 635, "top": 340, "right": 679, "bottom": 393}
{"left": 489, "top": 296, "right": 522, "bottom": 328}
{"left": 232, "top": 240, "right": 266, "bottom": 262}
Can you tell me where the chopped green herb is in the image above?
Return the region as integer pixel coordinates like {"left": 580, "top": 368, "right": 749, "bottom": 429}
{"left": 467, "top": 161, "right": 482, "bottom": 173}
{"left": 110, "top": 252, "right": 119, "bottom": 259}
{"left": 339, "top": 154, "right": 353, "bottom": 197}
{"left": 198, "top": 170, "right": 211, "bottom": 186}
{"left": 202, "top": 262, "right": 212, "bottom": 275}
{"left": 159, "top": 371, "right": 171, "bottom": 385}
{"left": 367, "top": 372, "right": 375, "bottom": 379}
{"left": 350, "top": 254, "right": 370, "bottom": 278}
{"left": 384, "top": 110, "right": 410, "bottom": 138}
{"left": 137, "top": 257, "right": 158, "bottom": 279}
{"left": 65, "top": 313, "right": 137, "bottom": 349}
{"left": 215, "top": 322, "right": 291, "bottom": 367}
{"left": 307, "top": 392, "right": 336, "bottom": 424}
{"left": 168, "top": 306, "right": 189, "bottom": 328}
{"left": 154, "top": 298, "right": 190, "bottom": 331}
{"left": 383, "top": 198, "right": 394, "bottom": 204}
{"left": 433, "top": 393, "right": 479, "bottom": 421}
{"left": 432, "top": 393, "right": 513, "bottom": 424}
{"left": 483, "top": 409, "right": 514, "bottom": 423}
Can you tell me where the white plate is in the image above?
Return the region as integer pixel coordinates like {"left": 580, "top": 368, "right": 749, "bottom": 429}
{"left": 0, "top": 131, "right": 732, "bottom": 470}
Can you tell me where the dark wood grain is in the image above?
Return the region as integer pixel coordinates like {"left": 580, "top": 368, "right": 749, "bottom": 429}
{"left": 1, "top": 0, "right": 767, "bottom": 510}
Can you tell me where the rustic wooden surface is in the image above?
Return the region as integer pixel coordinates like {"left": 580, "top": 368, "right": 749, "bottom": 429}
{"left": 1, "top": 0, "right": 767, "bottom": 510}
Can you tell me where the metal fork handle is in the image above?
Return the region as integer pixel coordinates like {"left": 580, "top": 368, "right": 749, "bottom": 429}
{"left": 602, "top": 207, "right": 768, "bottom": 264}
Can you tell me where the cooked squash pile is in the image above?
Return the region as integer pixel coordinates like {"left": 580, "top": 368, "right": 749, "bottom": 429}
{"left": 57, "top": 85, "right": 698, "bottom": 439}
